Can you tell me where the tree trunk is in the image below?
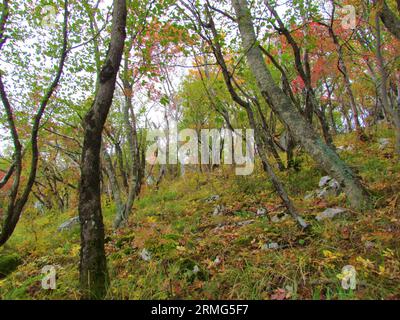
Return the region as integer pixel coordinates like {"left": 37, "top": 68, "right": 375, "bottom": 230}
{"left": 252, "top": 98, "right": 286, "bottom": 171}
{"left": 78, "top": 0, "right": 126, "bottom": 299}
{"left": 231, "top": 0, "right": 370, "bottom": 210}
{"left": 113, "top": 75, "right": 141, "bottom": 229}
{"left": 326, "top": 1, "right": 366, "bottom": 140}
{"left": 377, "top": 0, "right": 400, "bottom": 40}
{"left": 315, "top": 106, "right": 335, "bottom": 149}
{"left": 0, "top": 0, "right": 69, "bottom": 246}
{"left": 324, "top": 79, "right": 338, "bottom": 134}
{"left": 246, "top": 106, "right": 308, "bottom": 228}
{"left": 375, "top": 13, "right": 400, "bottom": 156}
{"left": 103, "top": 147, "right": 125, "bottom": 224}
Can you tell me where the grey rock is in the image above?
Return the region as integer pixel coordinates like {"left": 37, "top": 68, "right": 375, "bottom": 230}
{"left": 262, "top": 242, "right": 280, "bottom": 250}
{"left": 206, "top": 195, "right": 220, "bottom": 203}
{"left": 378, "top": 138, "right": 390, "bottom": 150}
{"left": 315, "top": 176, "right": 341, "bottom": 199}
{"left": 236, "top": 219, "right": 255, "bottom": 226}
{"left": 317, "top": 187, "right": 337, "bottom": 199}
{"left": 213, "top": 256, "right": 221, "bottom": 265}
{"left": 304, "top": 192, "right": 315, "bottom": 200}
{"left": 337, "top": 145, "right": 354, "bottom": 151}
{"left": 271, "top": 214, "right": 290, "bottom": 223}
{"left": 271, "top": 216, "right": 280, "bottom": 223}
{"left": 256, "top": 208, "right": 267, "bottom": 217}
{"left": 58, "top": 216, "right": 80, "bottom": 232}
{"left": 319, "top": 176, "right": 332, "bottom": 188}
{"left": 140, "top": 248, "right": 152, "bottom": 261}
{"left": 34, "top": 201, "right": 45, "bottom": 213}
{"left": 146, "top": 176, "right": 155, "bottom": 185}
{"left": 296, "top": 216, "right": 309, "bottom": 229}
{"left": 193, "top": 265, "right": 200, "bottom": 274}
{"left": 268, "top": 242, "right": 280, "bottom": 250}
{"left": 315, "top": 208, "right": 347, "bottom": 221}
{"left": 328, "top": 179, "right": 341, "bottom": 191}
{"left": 212, "top": 204, "right": 225, "bottom": 216}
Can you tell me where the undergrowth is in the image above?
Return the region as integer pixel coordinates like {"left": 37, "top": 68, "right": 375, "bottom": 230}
{"left": 0, "top": 128, "right": 399, "bottom": 300}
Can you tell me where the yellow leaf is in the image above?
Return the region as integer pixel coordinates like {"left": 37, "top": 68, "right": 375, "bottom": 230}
{"left": 323, "top": 250, "right": 341, "bottom": 259}
{"left": 70, "top": 244, "right": 80, "bottom": 257}
{"left": 55, "top": 247, "right": 64, "bottom": 255}
{"left": 323, "top": 250, "right": 333, "bottom": 258}
{"left": 383, "top": 248, "right": 394, "bottom": 258}
{"left": 356, "top": 256, "right": 374, "bottom": 269}
{"left": 146, "top": 216, "right": 157, "bottom": 223}
{"left": 378, "top": 265, "right": 385, "bottom": 275}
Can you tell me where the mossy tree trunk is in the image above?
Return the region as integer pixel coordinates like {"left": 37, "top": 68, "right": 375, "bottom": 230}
{"left": 231, "top": 0, "right": 371, "bottom": 211}
{"left": 78, "top": 0, "right": 127, "bottom": 300}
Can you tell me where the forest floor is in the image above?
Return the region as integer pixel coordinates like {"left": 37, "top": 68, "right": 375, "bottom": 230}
{"left": 1, "top": 126, "right": 400, "bottom": 300}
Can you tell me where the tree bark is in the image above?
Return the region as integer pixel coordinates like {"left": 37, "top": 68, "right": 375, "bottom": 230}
{"left": 324, "top": 79, "right": 338, "bottom": 134}
{"left": 246, "top": 105, "right": 308, "bottom": 228}
{"left": 103, "top": 147, "right": 125, "bottom": 223}
{"left": 0, "top": 0, "right": 69, "bottom": 246}
{"left": 113, "top": 55, "right": 143, "bottom": 228}
{"left": 375, "top": 13, "right": 400, "bottom": 156}
{"left": 78, "top": 0, "right": 126, "bottom": 299}
{"left": 200, "top": 4, "right": 307, "bottom": 228}
{"left": 256, "top": 7, "right": 334, "bottom": 148}
{"left": 377, "top": 0, "right": 400, "bottom": 40}
{"left": 325, "top": 1, "right": 366, "bottom": 140}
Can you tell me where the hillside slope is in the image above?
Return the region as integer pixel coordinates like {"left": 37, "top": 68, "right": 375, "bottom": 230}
{"left": 1, "top": 128, "right": 399, "bottom": 300}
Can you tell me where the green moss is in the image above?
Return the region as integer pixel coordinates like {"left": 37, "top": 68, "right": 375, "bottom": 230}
{"left": 0, "top": 254, "right": 22, "bottom": 278}
{"left": 178, "top": 258, "right": 208, "bottom": 282}
{"left": 115, "top": 233, "right": 135, "bottom": 248}
{"left": 234, "top": 235, "right": 253, "bottom": 246}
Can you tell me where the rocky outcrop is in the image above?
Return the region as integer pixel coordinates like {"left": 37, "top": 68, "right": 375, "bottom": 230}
{"left": 57, "top": 216, "right": 80, "bottom": 232}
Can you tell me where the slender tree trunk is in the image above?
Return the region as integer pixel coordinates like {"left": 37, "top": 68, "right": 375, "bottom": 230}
{"left": 262, "top": 3, "right": 334, "bottom": 147}
{"left": 113, "top": 76, "right": 140, "bottom": 228}
{"left": 315, "top": 106, "right": 335, "bottom": 149}
{"left": 339, "top": 58, "right": 365, "bottom": 139}
{"left": 0, "top": 0, "right": 69, "bottom": 246}
{"left": 231, "top": 0, "right": 370, "bottom": 210}
{"left": 339, "top": 98, "right": 353, "bottom": 132}
{"left": 246, "top": 106, "right": 308, "bottom": 228}
{"left": 326, "top": 1, "right": 366, "bottom": 140}
{"left": 115, "top": 142, "right": 128, "bottom": 192}
{"left": 376, "top": 0, "right": 400, "bottom": 40}
{"left": 375, "top": 14, "right": 400, "bottom": 156}
{"left": 78, "top": 0, "right": 126, "bottom": 299}
{"left": 252, "top": 98, "right": 286, "bottom": 171}
{"left": 324, "top": 80, "right": 338, "bottom": 134}
{"left": 200, "top": 4, "right": 306, "bottom": 227}
{"left": 103, "top": 147, "right": 125, "bottom": 223}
